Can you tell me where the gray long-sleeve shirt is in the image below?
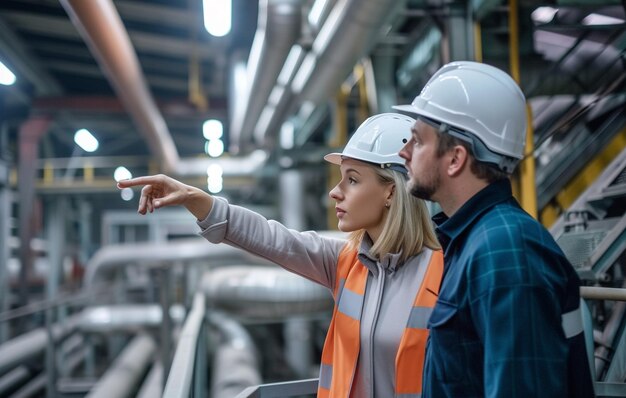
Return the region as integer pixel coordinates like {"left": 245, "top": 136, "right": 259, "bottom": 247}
{"left": 198, "top": 197, "right": 435, "bottom": 398}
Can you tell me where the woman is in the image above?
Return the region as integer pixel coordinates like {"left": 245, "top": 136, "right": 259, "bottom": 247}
{"left": 118, "top": 113, "right": 443, "bottom": 398}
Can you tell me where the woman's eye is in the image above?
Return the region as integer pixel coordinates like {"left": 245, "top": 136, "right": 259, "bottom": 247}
{"left": 348, "top": 177, "right": 357, "bottom": 184}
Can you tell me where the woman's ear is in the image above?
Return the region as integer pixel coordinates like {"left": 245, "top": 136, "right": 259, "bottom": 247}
{"left": 386, "top": 183, "right": 396, "bottom": 202}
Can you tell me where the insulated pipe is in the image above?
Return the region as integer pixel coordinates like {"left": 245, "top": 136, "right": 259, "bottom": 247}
{"left": 78, "top": 304, "right": 186, "bottom": 333}
{"left": 86, "top": 334, "right": 155, "bottom": 398}
{"left": 230, "top": 0, "right": 303, "bottom": 153}
{"left": 200, "top": 266, "right": 334, "bottom": 319}
{"left": 291, "top": 0, "right": 402, "bottom": 107}
{"left": 210, "top": 312, "right": 262, "bottom": 398}
{"left": 60, "top": 0, "right": 179, "bottom": 174}
{"left": 0, "top": 314, "right": 80, "bottom": 376}
{"left": 256, "top": 0, "right": 402, "bottom": 143}
{"left": 84, "top": 238, "right": 244, "bottom": 288}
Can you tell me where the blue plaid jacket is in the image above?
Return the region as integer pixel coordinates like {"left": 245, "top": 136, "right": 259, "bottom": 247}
{"left": 422, "top": 179, "right": 594, "bottom": 397}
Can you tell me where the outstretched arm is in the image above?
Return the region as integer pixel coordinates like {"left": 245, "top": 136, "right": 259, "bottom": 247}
{"left": 117, "top": 174, "right": 213, "bottom": 221}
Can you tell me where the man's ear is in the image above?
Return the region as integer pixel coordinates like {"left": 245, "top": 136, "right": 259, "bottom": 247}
{"left": 447, "top": 144, "right": 470, "bottom": 177}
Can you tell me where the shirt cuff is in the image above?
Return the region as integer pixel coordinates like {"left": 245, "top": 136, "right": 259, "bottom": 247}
{"left": 197, "top": 196, "right": 229, "bottom": 243}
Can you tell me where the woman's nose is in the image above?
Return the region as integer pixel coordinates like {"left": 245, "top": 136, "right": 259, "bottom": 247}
{"left": 329, "top": 184, "right": 342, "bottom": 200}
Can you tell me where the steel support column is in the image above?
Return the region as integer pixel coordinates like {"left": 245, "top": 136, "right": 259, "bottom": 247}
{"left": 18, "top": 116, "right": 50, "bottom": 309}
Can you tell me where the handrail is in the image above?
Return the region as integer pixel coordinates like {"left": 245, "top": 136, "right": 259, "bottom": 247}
{"left": 581, "top": 286, "right": 626, "bottom": 302}
{"left": 162, "top": 293, "right": 206, "bottom": 397}
{"left": 234, "top": 378, "right": 319, "bottom": 398}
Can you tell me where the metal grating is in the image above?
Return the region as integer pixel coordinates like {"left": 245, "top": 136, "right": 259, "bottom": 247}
{"left": 609, "top": 167, "right": 626, "bottom": 187}
{"left": 556, "top": 230, "right": 607, "bottom": 269}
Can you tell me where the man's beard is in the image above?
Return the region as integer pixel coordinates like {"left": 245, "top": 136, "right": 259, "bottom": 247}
{"left": 408, "top": 174, "right": 439, "bottom": 201}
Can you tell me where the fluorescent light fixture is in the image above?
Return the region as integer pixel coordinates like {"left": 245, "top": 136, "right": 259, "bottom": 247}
{"left": 268, "top": 86, "right": 285, "bottom": 106}
{"left": 203, "top": 0, "right": 232, "bottom": 37}
{"left": 277, "top": 45, "right": 304, "bottom": 86}
{"left": 113, "top": 166, "right": 132, "bottom": 182}
{"left": 291, "top": 53, "right": 316, "bottom": 94}
{"left": 254, "top": 106, "right": 275, "bottom": 142}
{"left": 207, "top": 163, "right": 223, "bottom": 176}
{"left": 120, "top": 188, "right": 134, "bottom": 201}
{"left": 203, "top": 119, "right": 223, "bottom": 140}
{"left": 0, "top": 61, "right": 16, "bottom": 86}
{"left": 531, "top": 7, "right": 558, "bottom": 24}
{"left": 280, "top": 121, "right": 295, "bottom": 150}
{"left": 298, "top": 101, "right": 315, "bottom": 121}
{"left": 205, "top": 139, "right": 224, "bottom": 157}
{"left": 74, "top": 129, "right": 99, "bottom": 152}
{"left": 308, "top": 0, "right": 330, "bottom": 29}
{"left": 582, "top": 13, "right": 624, "bottom": 26}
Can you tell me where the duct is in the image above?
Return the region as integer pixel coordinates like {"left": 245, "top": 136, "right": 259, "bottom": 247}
{"left": 59, "top": 0, "right": 179, "bottom": 174}
{"left": 230, "top": 0, "right": 303, "bottom": 153}
{"left": 256, "top": 0, "right": 405, "bottom": 145}
{"left": 0, "top": 314, "right": 80, "bottom": 376}
{"left": 210, "top": 312, "right": 262, "bottom": 398}
{"left": 78, "top": 304, "right": 186, "bottom": 333}
{"left": 84, "top": 238, "right": 245, "bottom": 288}
{"left": 200, "top": 266, "right": 333, "bottom": 319}
{"left": 291, "top": 0, "right": 405, "bottom": 106}
{"left": 86, "top": 334, "right": 156, "bottom": 398}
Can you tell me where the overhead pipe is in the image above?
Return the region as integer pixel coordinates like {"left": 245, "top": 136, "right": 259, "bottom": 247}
{"left": 60, "top": 0, "right": 179, "bottom": 174}
{"left": 60, "top": 0, "right": 271, "bottom": 177}
{"left": 230, "top": 0, "right": 303, "bottom": 153}
{"left": 257, "top": 0, "right": 404, "bottom": 145}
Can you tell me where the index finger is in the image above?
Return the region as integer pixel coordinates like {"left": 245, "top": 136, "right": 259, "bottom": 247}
{"left": 117, "top": 175, "right": 161, "bottom": 188}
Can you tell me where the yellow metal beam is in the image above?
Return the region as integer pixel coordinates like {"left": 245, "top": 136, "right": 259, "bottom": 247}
{"left": 508, "top": 0, "right": 537, "bottom": 218}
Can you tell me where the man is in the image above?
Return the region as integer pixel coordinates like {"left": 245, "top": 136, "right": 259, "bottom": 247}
{"left": 395, "top": 61, "right": 595, "bottom": 397}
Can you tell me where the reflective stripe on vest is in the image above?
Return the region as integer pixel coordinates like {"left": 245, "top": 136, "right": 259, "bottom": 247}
{"left": 562, "top": 307, "right": 583, "bottom": 338}
{"left": 317, "top": 247, "right": 444, "bottom": 397}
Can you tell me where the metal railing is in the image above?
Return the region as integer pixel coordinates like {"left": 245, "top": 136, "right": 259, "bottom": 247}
{"left": 162, "top": 293, "right": 207, "bottom": 398}
{"left": 235, "top": 378, "right": 319, "bottom": 398}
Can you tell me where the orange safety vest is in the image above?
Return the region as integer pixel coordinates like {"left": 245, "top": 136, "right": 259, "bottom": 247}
{"left": 317, "top": 246, "right": 444, "bottom": 398}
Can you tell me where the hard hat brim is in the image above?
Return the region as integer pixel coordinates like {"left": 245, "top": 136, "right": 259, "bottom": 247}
{"left": 392, "top": 104, "right": 420, "bottom": 115}
{"left": 324, "top": 153, "right": 342, "bottom": 165}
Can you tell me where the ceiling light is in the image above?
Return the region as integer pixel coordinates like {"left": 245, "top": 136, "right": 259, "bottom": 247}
{"left": 120, "top": 188, "right": 134, "bottom": 201}
{"left": 74, "top": 129, "right": 99, "bottom": 152}
{"left": 203, "top": 0, "right": 232, "bottom": 37}
{"left": 205, "top": 139, "right": 224, "bottom": 157}
{"left": 113, "top": 166, "right": 132, "bottom": 182}
{"left": 203, "top": 119, "right": 223, "bottom": 140}
{"left": 0, "top": 61, "right": 16, "bottom": 86}
{"left": 531, "top": 7, "right": 558, "bottom": 24}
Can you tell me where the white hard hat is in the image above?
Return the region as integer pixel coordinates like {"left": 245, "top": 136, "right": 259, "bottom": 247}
{"left": 393, "top": 61, "right": 527, "bottom": 173}
{"left": 324, "top": 113, "right": 414, "bottom": 173}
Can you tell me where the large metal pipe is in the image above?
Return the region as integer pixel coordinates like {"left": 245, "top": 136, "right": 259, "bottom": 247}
{"left": 257, "top": 0, "right": 404, "bottom": 144}
{"left": 0, "top": 315, "right": 80, "bottom": 376}
{"left": 210, "top": 312, "right": 262, "bottom": 398}
{"left": 78, "top": 304, "right": 186, "bottom": 333}
{"left": 230, "top": 0, "right": 303, "bottom": 153}
{"left": 200, "top": 266, "right": 333, "bottom": 318}
{"left": 59, "top": 0, "right": 179, "bottom": 174}
{"left": 86, "top": 334, "right": 156, "bottom": 398}
{"left": 84, "top": 238, "right": 245, "bottom": 288}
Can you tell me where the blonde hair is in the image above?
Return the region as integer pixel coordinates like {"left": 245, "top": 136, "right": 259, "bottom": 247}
{"left": 346, "top": 165, "right": 441, "bottom": 262}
